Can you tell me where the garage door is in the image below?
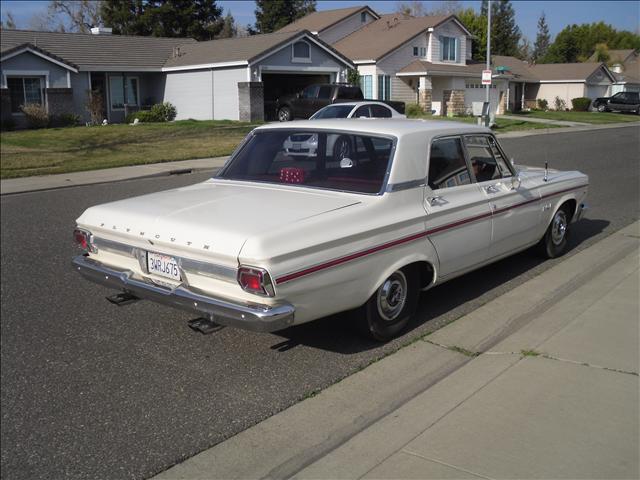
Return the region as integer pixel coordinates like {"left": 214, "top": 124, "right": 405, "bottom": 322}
{"left": 262, "top": 73, "right": 331, "bottom": 120}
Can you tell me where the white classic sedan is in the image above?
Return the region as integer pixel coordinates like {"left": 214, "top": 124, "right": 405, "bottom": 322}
{"left": 73, "top": 120, "right": 588, "bottom": 341}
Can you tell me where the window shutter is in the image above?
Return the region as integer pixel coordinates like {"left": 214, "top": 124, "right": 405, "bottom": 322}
{"left": 439, "top": 36, "right": 444, "bottom": 61}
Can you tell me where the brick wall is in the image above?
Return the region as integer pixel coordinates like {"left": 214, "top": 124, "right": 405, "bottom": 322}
{"left": 238, "top": 82, "right": 264, "bottom": 122}
{"left": 418, "top": 88, "right": 432, "bottom": 112}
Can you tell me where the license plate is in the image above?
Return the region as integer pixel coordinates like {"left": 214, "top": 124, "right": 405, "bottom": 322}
{"left": 147, "top": 252, "right": 181, "bottom": 281}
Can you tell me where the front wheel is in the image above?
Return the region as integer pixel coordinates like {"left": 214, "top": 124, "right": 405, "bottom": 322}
{"left": 278, "top": 106, "right": 292, "bottom": 122}
{"left": 537, "top": 206, "right": 571, "bottom": 258}
{"left": 596, "top": 103, "right": 607, "bottom": 112}
{"left": 357, "top": 267, "right": 418, "bottom": 342}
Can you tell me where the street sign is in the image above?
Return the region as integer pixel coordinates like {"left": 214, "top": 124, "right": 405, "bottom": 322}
{"left": 482, "top": 69, "right": 492, "bottom": 85}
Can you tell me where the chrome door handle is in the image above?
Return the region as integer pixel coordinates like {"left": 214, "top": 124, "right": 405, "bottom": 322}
{"left": 485, "top": 185, "right": 500, "bottom": 194}
{"left": 427, "top": 195, "right": 444, "bottom": 206}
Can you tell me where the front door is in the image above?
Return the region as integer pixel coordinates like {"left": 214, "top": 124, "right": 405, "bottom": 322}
{"left": 463, "top": 134, "right": 542, "bottom": 258}
{"left": 423, "top": 136, "right": 492, "bottom": 277}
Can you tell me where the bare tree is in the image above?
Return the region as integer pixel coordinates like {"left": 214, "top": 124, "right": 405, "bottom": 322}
{"left": 45, "top": 1, "right": 103, "bottom": 33}
{"left": 1, "top": 11, "right": 18, "bottom": 29}
{"left": 396, "top": 1, "right": 426, "bottom": 17}
{"left": 428, "top": 1, "right": 463, "bottom": 16}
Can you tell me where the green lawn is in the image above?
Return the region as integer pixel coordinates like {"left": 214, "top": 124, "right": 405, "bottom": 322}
{"left": 511, "top": 110, "right": 640, "bottom": 124}
{"left": 406, "top": 112, "right": 561, "bottom": 132}
{"left": 0, "top": 120, "right": 259, "bottom": 179}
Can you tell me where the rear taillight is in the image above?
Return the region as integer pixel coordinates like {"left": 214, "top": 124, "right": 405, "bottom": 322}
{"left": 237, "top": 266, "right": 275, "bottom": 297}
{"left": 73, "top": 228, "right": 93, "bottom": 252}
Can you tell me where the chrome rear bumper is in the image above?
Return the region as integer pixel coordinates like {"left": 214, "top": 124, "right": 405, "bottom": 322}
{"left": 72, "top": 255, "right": 295, "bottom": 333}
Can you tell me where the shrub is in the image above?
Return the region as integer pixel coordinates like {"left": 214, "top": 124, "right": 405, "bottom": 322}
{"left": 405, "top": 103, "right": 425, "bottom": 117}
{"left": 150, "top": 102, "right": 177, "bottom": 122}
{"left": 553, "top": 96, "right": 566, "bottom": 111}
{"left": 536, "top": 98, "right": 548, "bottom": 111}
{"left": 51, "top": 113, "right": 80, "bottom": 128}
{"left": 125, "top": 110, "right": 157, "bottom": 123}
{"left": 1, "top": 118, "right": 16, "bottom": 131}
{"left": 21, "top": 103, "right": 49, "bottom": 129}
{"left": 571, "top": 97, "right": 592, "bottom": 111}
{"left": 346, "top": 68, "right": 360, "bottom": 86}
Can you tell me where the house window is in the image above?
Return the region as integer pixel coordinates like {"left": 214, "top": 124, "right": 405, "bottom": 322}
{"left": 377, "top": 75, "right": 391, "bottom": 100}
{"left": 420, "top": 47, "right": 426, "bottom": 56}
{"left": 413, "top": 46, "right": 419, "bottom": 56}
{"left": 292, "top": 41, "right": 311, "bottom": 62}
{"left": 441, "top": 36, "right": 457, "bottom": 61}
{"left": 109, "top": 75, "right": 139, "bottom": 110}
{"left": 7, "top": 77, "right": 43, "bottom": 113}
{"left": 360, "top": 11, "right": 367, "bottom": 23}
{"left": 360, "top": 75, "right": 372, "bottom": 98}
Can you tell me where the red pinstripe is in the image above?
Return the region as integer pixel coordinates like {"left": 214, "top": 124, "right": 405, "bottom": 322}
{"left": 274, "top": 184, "right": 588, "bottom": 285}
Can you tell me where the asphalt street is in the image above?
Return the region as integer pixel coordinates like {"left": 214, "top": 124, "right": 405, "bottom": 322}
{"left": 1, "top": 125, "right": 638, "bottom": 480}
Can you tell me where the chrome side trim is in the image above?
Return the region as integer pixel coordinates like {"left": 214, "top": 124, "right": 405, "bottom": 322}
{"left": 386, "top": 179, "right": 425, "bottom": 192}
{"left": 91, "top": 237, "right": 237, "bottom": 283}
{"left": 73, "top": 255, "right": 295, "bottom": 333}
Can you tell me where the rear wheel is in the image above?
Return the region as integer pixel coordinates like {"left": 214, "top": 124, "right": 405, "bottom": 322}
{"left": 538, "top": 205, "right": 571, "bottom": 258}
{"left": 357, "top": 267, "right": 418, "bottom": 342}
{"left": 332, "top": 135, "right": 352, "bottom": 160}
{"left": 278, "top": 106, "right": 292, "bottom": 122}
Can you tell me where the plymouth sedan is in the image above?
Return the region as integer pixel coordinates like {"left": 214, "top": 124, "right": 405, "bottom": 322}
{"left": 73, "top": 120, "right": 588, "bottom": 341}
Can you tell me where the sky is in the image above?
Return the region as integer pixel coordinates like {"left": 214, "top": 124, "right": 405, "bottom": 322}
{"left": 1, "top": 0, "right": 639, "bottom": 41}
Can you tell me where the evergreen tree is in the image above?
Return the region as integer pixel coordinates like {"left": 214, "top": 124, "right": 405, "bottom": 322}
{"left": 532, "top": 12, "right": 550, "bottom": 62}
{"left": 491, "top": 0, "right": 520, "bottom": 57}
{"left": 101, "top": 0, "right": 149, "bottom": 36}
{"left": 458, "top": 7, "right": 486, "bottom": 61}
{"left": 216, "top": 11, "right": 237, "bottom": 39}
{"left": 253, "top": 0, "right": 316, "bottom": 34}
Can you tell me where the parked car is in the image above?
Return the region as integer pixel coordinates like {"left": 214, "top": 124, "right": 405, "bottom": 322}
{"left": 73, "top": 120, "right": 589, "bottom": 341}
{"left": 591, "top": 91, "right": 640, "bottom": 113}
{"left": 310, "top": 101, "right": 406, "bottom": 119}
{"left": 282, "top": 102, "right": 405, "bottom": 158}
{"left": 276, "top": 84, "right": 405, "bottom": 121}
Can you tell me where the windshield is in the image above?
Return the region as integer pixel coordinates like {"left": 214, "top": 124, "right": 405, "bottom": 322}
{"left": 217, "top": 130, "right": 395, "bottom": 194}
{"left": 311, "top": 105, "right": 354, "bottom": 119}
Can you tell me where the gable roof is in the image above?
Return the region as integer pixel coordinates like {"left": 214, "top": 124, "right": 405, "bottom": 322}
{"left": 398, "top": 59, "right": 514, "bottom": 79}
{"left": 277, "top": 5, "right": 379, "bottom": 34}
{"left": 162, "top": 30, "right": 354, "bottom": 70}
{"left": 587, "top": 48, "right": 637, "bottom": 64}
{"left": 0, "top": 29, "right": 196, "bottom": 71}
{"left": 334, "top": 14, "right": 469, "bottom": 62}
{"left": 492, "top": 56, "right": 615, "bottom": 83}
{"left": 1, "top": 42, "right": 79, "bottom": 72}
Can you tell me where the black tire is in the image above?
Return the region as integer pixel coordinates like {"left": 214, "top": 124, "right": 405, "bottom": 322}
{"left": 357, "top": 267, "right": 419, "bottom": 342}
{"left": 537, "top": 205, "right": 572, "bottom": 258}
{"left": 332, "top": 135, "right": 352, "bottom": 160}
{"left": 278, "top": 106, "right": 292, "bottom": 122}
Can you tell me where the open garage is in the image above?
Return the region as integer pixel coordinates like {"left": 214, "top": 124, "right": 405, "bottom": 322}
{"left": 262, "top": 73, "right": 331, "bottom": 120}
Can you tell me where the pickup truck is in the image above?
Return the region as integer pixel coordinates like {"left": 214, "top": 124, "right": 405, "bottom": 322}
{"left": 276, "top": 84, "right": 405, "bottom": 121}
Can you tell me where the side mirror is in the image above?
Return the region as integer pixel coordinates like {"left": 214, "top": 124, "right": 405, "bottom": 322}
{"left": 511, "top": 175, "right": 522, "bottom": 190}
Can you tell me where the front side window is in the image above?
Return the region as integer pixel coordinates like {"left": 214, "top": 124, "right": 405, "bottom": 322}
{"left": 441, "top": 36, "right": 457, "bottom": 61}
{"left": 318, "top": 86, "right": 332, "bottom": 100}
{"left": 428, "top": 137, "right": 471, "bottom": 190}
{"left": 109, "top": 75, "right": 139, "bottom": 109}
{"left": 301, "top": 85, "right": 319, "bottom": 99}
{"left": 464, "top": 135, "right": 512, "bottom": 182}
{"left": 292, "top": 41, "right": 310, "bottom": 60}
{"left": 353, "top": 105, "right": 371, "bottom": 117}
{"left": 7, "top": 77, "right": 43, "bottom": 113}
{"left": 218, "top": 130, "right": 395, "bottom": 194}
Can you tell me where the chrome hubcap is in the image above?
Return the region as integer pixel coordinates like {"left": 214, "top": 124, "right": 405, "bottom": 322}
{"left": 279, "top": 110, "right": 289, "bottom": 121}
{"left": 377, "top": 271, "right": 407, "bottom": 322}
{"left": 551, "top": 210, "right": 567, "bottom": 245}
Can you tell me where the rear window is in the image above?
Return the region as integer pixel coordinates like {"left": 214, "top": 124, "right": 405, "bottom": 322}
{"left": 337, "top": 86, "right": 364, "bottom": 100}
{"left": 311, "top": 105, "right": 354, "bottom": 119}
{"left": 218, "top": 130, "right": 395, "bottom": 194}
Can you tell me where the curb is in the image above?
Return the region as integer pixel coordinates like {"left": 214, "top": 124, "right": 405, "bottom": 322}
{"left": 152, "top": 222, "right": 639, "bottom": 479}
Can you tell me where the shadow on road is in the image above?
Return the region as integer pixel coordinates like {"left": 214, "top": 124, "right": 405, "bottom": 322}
{"left": 268, "top": 218, "right": 609, "bottom": 354}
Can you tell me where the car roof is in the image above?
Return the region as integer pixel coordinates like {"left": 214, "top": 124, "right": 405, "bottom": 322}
{"left": 321, "top": 101, "right": 392, "bottom": 108}
{"left": 256, "top": 118, "right": 491, "bottom": 137}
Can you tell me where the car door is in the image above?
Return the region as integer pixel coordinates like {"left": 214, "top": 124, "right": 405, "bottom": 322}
{"left": 608, "top": 92, "right": 627, "bottom": 111}
{"left": 313, "top": 86, "right": 333, "bottom": 116}
{"left": 299, "top": 85, "right": 319, "bottom": 118}
{"left": 463, "top": 134, "right": 542, "bottom": 259}
{"left": 423, "top": 136, "right": 493, "bottom": 277}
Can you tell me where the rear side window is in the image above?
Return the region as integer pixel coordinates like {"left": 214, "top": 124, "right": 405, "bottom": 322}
{"left": 318, "top": 86, "right": 332, "bottom": 99}
{"left": 353, "top": 106, "right": 371, "bottom": 117}
{"left": 370, "top": 105, "right": 392, "bottom": 118}
{"left": 428, "top": 137, "right": 471, "bottom": 190}
{"left": 338, "top": 86, "right": 364, "bottom": 100}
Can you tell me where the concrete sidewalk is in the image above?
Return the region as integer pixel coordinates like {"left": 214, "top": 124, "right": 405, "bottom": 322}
{"left": 500, "top": 114, "right": 590, "bottom": 127}
{"left": 154, "top": 221, "right": 639, "bottom": 480}
{"left": 0, "top": 156, "right": 229, "bottom": 195}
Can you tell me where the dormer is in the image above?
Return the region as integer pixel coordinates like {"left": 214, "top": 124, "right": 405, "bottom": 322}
{"left": 427, "top": 17, "right": 473, "bottom": 65}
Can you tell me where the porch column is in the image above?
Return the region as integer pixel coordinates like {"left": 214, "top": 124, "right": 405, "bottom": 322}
{"left": 521, "top": 82, "right": 525, "bottom": 110}
{"left": 418, "top": 76, "right": 432, "bottom": 113}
